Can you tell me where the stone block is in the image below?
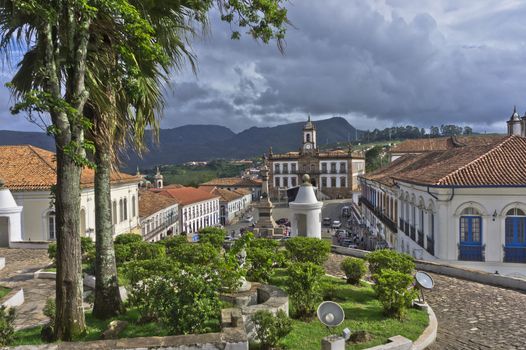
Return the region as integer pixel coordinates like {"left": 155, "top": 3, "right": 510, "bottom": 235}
{"left": 321, "top": 335, "right": 345, "bottom": 350}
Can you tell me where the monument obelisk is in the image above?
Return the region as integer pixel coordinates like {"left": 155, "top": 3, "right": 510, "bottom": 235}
{"left": 253, "top": 158, "right": 282, "bottom": 237}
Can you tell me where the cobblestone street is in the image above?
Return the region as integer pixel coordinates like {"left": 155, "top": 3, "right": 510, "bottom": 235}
{"left": 0, "top": 248, "right": 54, "bottom": 329}
{"left": 326, "top": 254, "right": 526, "bottom": 349}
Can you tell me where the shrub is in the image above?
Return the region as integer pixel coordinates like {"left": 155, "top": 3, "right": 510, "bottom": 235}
{"left": 169, "top": 242, "right": 221, "bottom": 266}
{"left": 253, "top": 310, "right": 292, "bottom": 350}
{"left": 126, "top": 259, "right": 221, "bottom": 333}
{"left": 198, "top": 227, "right": 226, "bottom": 249}
{"left": 159, "top": 236, "right": 188, "bottom": 255}
{"left": 129, "top": 241, "right": 166, "bottom": 261}
{"left": 47, "top": 243, "right": 57, "bottom": 264}
{"left": 40, "top": 298, "right": 56, "bottom": 342}
{"left": 367, "top": 249, "right": 415, "bottom": 276}
{"left": 0, "top": 305, "right": 15, "bottom": 346}
{"left": 114, "top": 244, "right": 132, "bottom": 265}
{"left": 285, "top": 237, "right": 330, "bottom": 265}
{"left": 286, "top": 262, "right": 324, "bottom": 319}
{"left": 340, "top": 257, "right": 366, "bottom": 285}
{"left": 245, "top": 238, "right": 285, "bottom": 283}
{"left": 373, "top": 269, "right": 418, "bottom": 319}
{"left": 114, "top": 233, "right": 143, "bottom": 245}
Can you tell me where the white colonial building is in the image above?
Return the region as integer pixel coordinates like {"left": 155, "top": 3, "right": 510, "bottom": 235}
{"left": 0, "top": 145, "right": 139, "bottom": 247}
{"left": 200, "top": 187, "right": 252, "bottom": 226}
{"left": 360, "top": 130, "right": 526, "bottom": 275}
{"left": 152, "top": 186, "right": 220, "bottom": 234}
{"left": 138, "top": 190, "right": 179, "bottom": 242}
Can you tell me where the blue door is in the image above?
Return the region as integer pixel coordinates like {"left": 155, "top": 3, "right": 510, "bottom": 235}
{"left": 504, "top": 216, "right": 526, "bottom": 263}
{"left": 459, "top": 216, "right": 483, "bottom": 261}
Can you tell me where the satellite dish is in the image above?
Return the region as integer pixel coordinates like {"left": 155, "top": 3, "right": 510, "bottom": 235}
{"left": 414, "top": 271, "right": 434, "bottom": 303}
{"left": 415, "top": 271, "right": 434, "bottom": 289}
{"left": 317, "top": 301, "right": 345, "bottom": 328}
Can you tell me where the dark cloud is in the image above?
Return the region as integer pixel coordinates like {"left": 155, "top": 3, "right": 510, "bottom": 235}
{"left": 2, "top": 1, "right": 526, "bottom": 133}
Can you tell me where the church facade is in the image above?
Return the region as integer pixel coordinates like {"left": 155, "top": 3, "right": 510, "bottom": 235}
{"left": 268, "top": 117, "right": 365, "bottom": 200}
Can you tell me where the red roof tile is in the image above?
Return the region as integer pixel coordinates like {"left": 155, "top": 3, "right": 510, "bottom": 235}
{"left": 0, "top": 145, "right": 138, "bottom": 191}
{"left": 151, "top": 186, "right": 219, "bottom": 206}
{"left": 200, "top": 177, "right": 261, "bottom": 187}
{"left": 138, "top": 190, "right": 179, "bottom": 218}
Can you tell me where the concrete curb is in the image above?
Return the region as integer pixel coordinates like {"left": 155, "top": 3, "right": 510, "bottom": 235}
{"left": 411, "top": 304, "right": 437, "bottom": 350}
{"left": 0, "top": 257, "right": 5, "bottom": 270}
{"left": 2, "top": 288, "right": 24, "bottom": 308}
{"left": 33, "top": 269, "right": 56, "bottom": 280}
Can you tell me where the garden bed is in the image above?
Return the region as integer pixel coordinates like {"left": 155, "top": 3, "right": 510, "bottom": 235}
{"left": 268, "top": 270, "right": 429, "bottom": 350}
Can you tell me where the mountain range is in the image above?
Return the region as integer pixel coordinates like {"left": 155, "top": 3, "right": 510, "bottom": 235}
{"left": 0, "top": 117, "right": 363, "bottom": 171}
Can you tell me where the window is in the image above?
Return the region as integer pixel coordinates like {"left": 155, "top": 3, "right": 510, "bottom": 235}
{"left": 460, "top": 207, "right": 482, "bottom": 243}
{"left": 321, "top": 163, "right": 327, "bottom": 173}
{"left": 420, "top": 209, "right": 424, "bottom": 231}
{"left": 48, "top": 211, "right": 56, "bottom": 240}
{"left": 306, "top": 133, "right": 311, "bottom": 142}
{"left": 340, "top": 177, "right": 346, "bottom": 188}
{"left": 112, "top": 201, "right": 117, "bottom": 225}
{"left": 123, "top": 198, "right": 128, "bottom": 221}
{"left": 430, "top": 213, "right": 434, "bottom": 239}
{"left": 283, "top": 177, "right": 289, "bottom": 188}
{"left": 291, "top": 177, "right": 297, "bottom": 187}
{"left": 330, "top": 162, "right": 336, "bottom": 173}
{"left": 505, "top": 208, "right": 526, "bottom": 246}
{"left": 132, "top": 196, "right": 136, "bottom": 218}
{"left": 322, "top": 177, "right": 327, "bottom": 188}
{"left": 331, "top": 177, "right": 337, "bottom": 187}
{"left": 275, "top": 177, "right": 280, "bottom": 187}
{"left": 340, "top": 162, "right": 346, "bottom": 173}
{"left": 274, "top": 164, "right": 280, "bottom": 174}
{"left": 310, "top": 164, "right": 315, "bottom": 172}
{"left": 291, "top": 163, "right": 297, "bottom": 173}
{"left": 283, "top": 163, "right": 288, "bottom": 174}
{"left": 119, "top": 199, "right": 124, "bottom": 223}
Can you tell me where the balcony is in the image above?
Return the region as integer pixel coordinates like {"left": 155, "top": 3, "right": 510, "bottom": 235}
{"left": 340, "top": 169, "right": 347, "bottom": 174}
{"left": 358, "top": 196, "right": 397, "bottom": 233}
{"left": 417, "top": 230, "right": 424, "bottom": 247}
{"left": 144, "top": 215, "right": 179, "bottom": 241}
{"left": 458, "top": 244, "right": 485, "bottom": 262}
{"left": 503, "top": 246, "right": 526, "bottom": 263}
{"left": 426, "top": 236, "right": 435, "bottom": 256}
{"left": 410, "top": 226, "right": 416, "bottom": 241}
{"left": 274, "top": 169, "right": 281, "bottom": 174}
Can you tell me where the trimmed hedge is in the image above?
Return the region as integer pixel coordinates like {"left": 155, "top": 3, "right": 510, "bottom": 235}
{"left": 285, "top": 237, "right": 330, "bottom": 265}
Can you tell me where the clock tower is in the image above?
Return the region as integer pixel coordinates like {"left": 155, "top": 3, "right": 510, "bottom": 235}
{"left": 302, "top": 115, "right": 317, "bottom": 153}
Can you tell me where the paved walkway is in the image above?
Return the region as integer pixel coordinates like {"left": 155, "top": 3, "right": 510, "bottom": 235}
{"left": 0, "top": 248, "right": 54, "bottom": 329}
{"left": 326, "top": 254, "right": 526, "bottom": 350}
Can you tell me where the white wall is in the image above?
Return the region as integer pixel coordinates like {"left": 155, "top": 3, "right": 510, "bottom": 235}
{"left": 140, "top": 203, "right": 179, "bottom": 242}
{"left": 180, "top": 198, "right": 220, "bottom": 233}
{"left": 12, "top": 181, "right": 139, "bottom": 242}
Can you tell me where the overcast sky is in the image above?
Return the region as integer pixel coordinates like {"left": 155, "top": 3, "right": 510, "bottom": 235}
{"left": 1, "top": 0, "right": 526, "bottom": 133}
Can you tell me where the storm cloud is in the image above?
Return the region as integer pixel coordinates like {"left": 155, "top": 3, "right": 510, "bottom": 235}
{"left": 2, "top": 0, "right": 526, "bottom": 133}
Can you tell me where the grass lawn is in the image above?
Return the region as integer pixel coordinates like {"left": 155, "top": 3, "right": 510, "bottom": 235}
{"left": 269, "top": 270, "right": 428, "bottom": 350}
{"left": 12, "top": 306, "right": 222, "bottom": 346}
{"left": 0, "top": 286, "right": 11, "bottom": 299}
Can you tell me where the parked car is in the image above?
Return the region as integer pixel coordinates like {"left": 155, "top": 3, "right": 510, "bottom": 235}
{"left": 322, "top": 217, "right": 332, "bottom": 226}
{"left": 331, "top": 220, "right": 342, "bottom": 229}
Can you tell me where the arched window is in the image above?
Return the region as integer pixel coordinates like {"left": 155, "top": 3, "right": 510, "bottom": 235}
{"left": 504, "top": 208, "right": 526, "bottom": 262}
{"left": 119, "top": 199, "right": 124, "bottom": 223}
{"left": 112, "top": 201, "right": 117, "bottom": 225}
{"left": 132, "top": 196, "right": 136, "bottom": 218}
{"left": 306, "top": 133, "right": 311, "bottom": 142}
{"left": 459, "top": 207, "right": 483, "bottom": 261}
{"left": 123, "top": 198, "right": 128, "bottom": 221}
{"left": 48, "top": 211, "right": 56, "bottom": 240}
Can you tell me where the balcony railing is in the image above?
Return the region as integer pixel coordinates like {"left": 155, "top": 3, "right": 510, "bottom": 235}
{"left": 417, "top": 230, "right": 424, "bottom": 247}
{"left": 274, "top": 169, "right": 281, "bottom": 174}
{"left": 340, "top": 169, "right": 347, "bottom": 174}
{"left": 458, "top": 244, "right": 485, "bottom": 261}
{"left": 410, "top": 226, "right": 416, "bottom": 241}
{"left": 358, "top": 196, "right": 397, "bottom": 233}
{"left": 503, "top": 246, "right": 526, "bottom": 263}
{"left": 399, "top": 218, "right": 404, "bottom": 231}
{"left": 144, "top": 215, "right": 178, "bottom": 240}
{"left": 426, "top": 236, "right": 435, "bottom": 256}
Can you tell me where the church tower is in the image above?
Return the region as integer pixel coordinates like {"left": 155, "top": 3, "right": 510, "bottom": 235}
{"left": 154, "top": 166, "right": 163, "bottom": 188}
{"left": 507, "top": 106, "right": 521, "bottom": 136}
{"left": 302, "top": 115, "right": 317, "bottom": 153}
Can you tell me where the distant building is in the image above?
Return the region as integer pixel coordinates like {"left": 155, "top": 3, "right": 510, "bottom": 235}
{"left": 268, "top": 116, "right": 365, "bottom": 200}
{"left": 0, "top": 145, "right": 139, "bottom": 247}
{"left": 200, "top": 187, "right": 252, "bottom": 225}
{"left": 138, "top": 190, "right": 179, "bottom": 242}
{"left": 151, "top": 186, "right": 220, "bottom": 234}
{"left": 199, "top": 177, "right": 262, "bottom": 201}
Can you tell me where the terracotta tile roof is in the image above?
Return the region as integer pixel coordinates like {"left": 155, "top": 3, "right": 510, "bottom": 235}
{"left": 151, "top": 186, "right": 219, "bottom": 206}
{"left": 233, "top": 188, "right": 252, "bottom": 196}
{"left": 212, "top": 188, "right": 244, "bottom": 202}
{"left": 0, "top": 145, "right": 138, "bottom": 191}
{"left": 200, "top": 177, "right": 262, "bottom": 187}
{"left": 138, "top": 190, "right": 178, "bottom": 218}
{"left": 389, "top": 135, "right": 505, "bottom": 154}
{"left": 364, "top": 136, "right": 526, "bottom": 187}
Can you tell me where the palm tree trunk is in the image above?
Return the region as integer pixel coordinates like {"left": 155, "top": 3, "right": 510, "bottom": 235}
{"left": 54, "top": 139, "right": 86, "bottom": 340}
{"left": 92, "top": 144, "right": 123, "bottom": 318}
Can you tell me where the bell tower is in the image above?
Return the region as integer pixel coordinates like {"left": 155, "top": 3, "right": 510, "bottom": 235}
{"left": 154, "top": 166, "right": 163, "bottom": 188}
{"left": 302, "top": 115, "right": 317, "bottom": 153}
